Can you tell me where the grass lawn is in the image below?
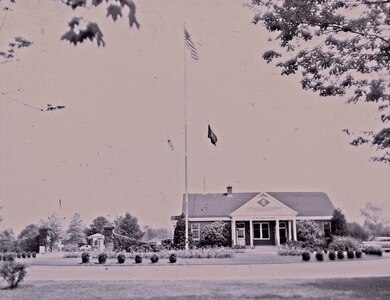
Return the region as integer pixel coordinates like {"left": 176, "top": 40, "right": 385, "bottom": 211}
{"left": 0, "top": 277, "right": 389, "bottom": 299}
{"left": 21, "top": 251, "right": 387, "bottom": 267}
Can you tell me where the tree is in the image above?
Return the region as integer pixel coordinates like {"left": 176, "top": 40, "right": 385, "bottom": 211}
{"left": 39, "top": 214, "right": 63, "bottom": 251}
{"left": 347, "top": 221, "right": 370, "bottom": 241}
{"left": 113, "top": 212, "right": 143, "bottom": 250}
{"left": 252, "top": 0, "right": 390, "bottom": 163}
{"left": 360, "top": 202, "right": 390, "bottom": 235}
{"left": 18, "top": 224, "right": 40, "bottom": 252}
{"left": 0, "top": 229, "right": 17, "bottom": 252}
{"left": 296, "top": 220, "right": 324, "bottom": 249}
{"left": 173, "top": 214, "right": 193, "bottom": 249}
{"left": 331, "top": 208, "right": 348, "bottom": 236}
{"left": 142, "top": 226, "right": 170, "bottom": 242}
{"left": 200, "top": 221, "right": 230, "bottom": 247}
{"left": 85, "top": 216, "right": 111, "bottom": 236}
{"left": 64, "top": 213, "right": 86, "bottom": 246}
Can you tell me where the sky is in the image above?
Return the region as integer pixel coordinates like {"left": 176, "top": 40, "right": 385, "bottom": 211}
{"left": 0, "top": 0, "right": 389, "bottom": 234}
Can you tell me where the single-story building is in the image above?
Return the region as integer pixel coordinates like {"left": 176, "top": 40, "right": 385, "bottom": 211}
{"left": 172, "top": 186, "right": 335, "bottom": 247}
{"left": 87, "top": 233, "right": 105, "bottom": 251}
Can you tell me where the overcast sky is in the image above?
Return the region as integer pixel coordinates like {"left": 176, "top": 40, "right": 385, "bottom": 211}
{"left": 1, "top": 0, "right": 389, "bottom": 234}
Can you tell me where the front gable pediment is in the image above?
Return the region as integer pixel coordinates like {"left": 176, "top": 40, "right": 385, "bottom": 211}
{"left": 230, "top": 192, "right": 298, "bottom": 217}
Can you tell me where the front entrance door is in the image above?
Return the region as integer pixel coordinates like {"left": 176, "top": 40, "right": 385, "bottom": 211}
{"left": 279, "top": 222, "right": 287, "bottom": 244}
{"left": 236, "top": 222, "right": 246, "bottom": 246}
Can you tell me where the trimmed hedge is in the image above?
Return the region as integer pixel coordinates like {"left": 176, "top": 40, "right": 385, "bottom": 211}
{"left": 355, "top": 249, "right": 363, "bottom": 258}
{"left": 135, "top": 255, "right": 142, "bottom": 264}
{"left": 347, "top": 249, "right": 354, "bottom": 259}
{"left": 117, "top": 253, "right": 126, "bottom": 264}
{"left": 337, "top": 250, "right": 344, "bottom": 259}
{"left": 98, "top": 253, "right": 107, "bottom": 264}
{"left": 81, "top": 251, "right": 90, "bottom": 263}
{"left": 315, "top": 252, "right": 324, "bottom": 261}
{"left": 302, "top": 251, "right": 310, "bottom": 261}
{"left": 169, "top": 253, "right": 177, "bottom": 263}
{"left": 328, "top": 250, "right": 336, "bottom": 260}
{"left": 150, "top": 254, "right": 159, "bottom": 263}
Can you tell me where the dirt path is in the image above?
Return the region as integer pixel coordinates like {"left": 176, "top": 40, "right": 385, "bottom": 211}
{"left": 27, "top": 256, "right": 390, "bottom": 281}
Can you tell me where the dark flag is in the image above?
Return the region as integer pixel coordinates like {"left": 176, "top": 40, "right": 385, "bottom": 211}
{"left": 208, "top": 125, "right": 217, "bottom": 146}
{"left": 184, "top": 26, "right": 199, "bottom": 60}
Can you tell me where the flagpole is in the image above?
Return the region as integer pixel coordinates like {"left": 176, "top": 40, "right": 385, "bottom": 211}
{"left": 184, "top": 23, "right": 189, "bottom": 250}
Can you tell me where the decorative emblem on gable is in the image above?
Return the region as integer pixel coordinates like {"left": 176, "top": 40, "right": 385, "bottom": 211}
{"left": 257, "top": 198, "right": 270, "bottom": 207}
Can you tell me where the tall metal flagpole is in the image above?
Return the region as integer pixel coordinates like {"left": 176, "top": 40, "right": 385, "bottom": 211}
{"left": 184, "top": 24, "right": 189, "bottom": 250}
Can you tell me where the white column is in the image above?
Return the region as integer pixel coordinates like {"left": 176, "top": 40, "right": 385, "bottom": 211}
{"left": 231, "top": 218, "right": 236, "bottom": 246}
{"left": 249, "top": 220, "right": 254, "bottom": 248}
{"left": 288, "top": 220, "right": 292, "bottom": 241}
{"left": 292, "top": 218, "right": 297, "bottom": 241}
{"left": 275, "top": 219, "right": 280, "bottom": 246}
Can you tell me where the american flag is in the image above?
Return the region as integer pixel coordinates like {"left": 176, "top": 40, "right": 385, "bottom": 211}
{"left": 184, "top": 26, "right": 199, "bottom": 60}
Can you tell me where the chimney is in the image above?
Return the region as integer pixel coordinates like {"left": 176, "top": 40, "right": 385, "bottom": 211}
{"left": 226, "top": 186, "right": 233, "bottom": 196}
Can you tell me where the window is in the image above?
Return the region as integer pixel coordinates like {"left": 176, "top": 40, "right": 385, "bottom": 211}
{"left": 253, "top": 222, "right": 270, "bottom": 240}
{"left": 191, "top": 223, "right": 200, "bottom": 240}
{"left": 323, "top": 222, "right": 331, "bottom": 238}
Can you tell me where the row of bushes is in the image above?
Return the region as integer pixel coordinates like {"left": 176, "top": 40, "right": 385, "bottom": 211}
{"left": 0, "top": 252, "right": 37, "bottom": 261}
{"left": 81, "top": 252, "right": 178, "bottom": 264}
{"left": 302, "top": 249, "right": 363, "bottom": 261}
{"left": 278, "top": 236, "right": 371, "bottom": 256}
{"left": 65, "top": 247, "right": 236, "bottom": 259}
{"left": 363, "top": 245, "right": 383, "bottom": 256}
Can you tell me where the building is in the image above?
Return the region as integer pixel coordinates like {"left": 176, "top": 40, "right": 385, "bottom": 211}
{"left": 87, "top": 233, "right": 105, "bottom": 251}
{"left": 172, "top": 186, "right": 335, "bottom": 247}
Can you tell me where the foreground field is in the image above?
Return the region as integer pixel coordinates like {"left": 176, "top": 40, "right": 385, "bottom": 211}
{"left": 1, "top": 277, "right": 390, "bottom": 299}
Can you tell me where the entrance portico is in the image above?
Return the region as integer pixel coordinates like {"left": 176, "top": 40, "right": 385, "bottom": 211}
{"left": 230, "top": 193, "right": 298, "bottom": 247}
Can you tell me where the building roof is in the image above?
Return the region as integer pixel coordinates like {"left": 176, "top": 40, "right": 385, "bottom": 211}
{"left": 87, "top": 233, "right": 104, "bottom": 239}
{"left": 181, "top": 191, "right": 334, "bottom": 218}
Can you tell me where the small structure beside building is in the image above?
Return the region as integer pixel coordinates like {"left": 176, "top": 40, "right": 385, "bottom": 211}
{"left": 87, "top": 233, "right": 105, "bottom": 251}
{"left": 172, "top": 186, "right": 335, "bottom": 247}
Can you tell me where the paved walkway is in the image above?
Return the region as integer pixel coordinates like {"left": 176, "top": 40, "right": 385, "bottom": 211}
{"left": 27, "top": 256, "right": 390, "bottom": 281}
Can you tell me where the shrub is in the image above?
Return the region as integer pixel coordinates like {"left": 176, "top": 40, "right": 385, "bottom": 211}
{"left": 302, "top": 251, "right": 310, "bottom": 261}
{"left": 169, "top": 253, "right": 177, "bottom": 263}
{"left": 277, "top": 244, "right": 303, "bottom": 256}
{"left": 363, "top": 245, "right": 383, "bottom": 256}
{"left": 98, "top": 253, "right": 107, "bottom": 264}
{"left": 297, "top": 220, "right": 325, "bottom": 249}
{"left": 337, "top": 251, "right": 344, "bottom": 259}
{"left": 328, "top": 250, "right": 336, "bottom": 260}
{"left": 81, "top": 251, "right": 90, "bottom": 263}
{"left": 200, "top": 221, "right": 230, "bottom": 247}
{"left": 355, "top": 249, "right": 363, "bottom": 258}
{"left": 21, "top": 252, "right": 26, "bottom": 259}
{"left": 26, "top": 251, "right": 31, "bottom": 258}
{"left": 4, "top": 253, "right": 16, "bottom": 262}
{"left": 315, "top": 252, "right": 324, "bottom": 261}
{"left": 0, "top": 261, "right": 27, "bottom": 288}
{"left": 347, "top": 249, "right": 354, "bottom": 259}
{"left": 117, "top": 254, "right": 126, "bottom": 264}
{"left": 328, "top": 236, "right": 360, "bottom": 251}
{"left": 32, "top": 252, "right": 36, "bottom": 258}
{"left": 135, "top": 255, "right": 142, "bottom": 263}
{"left": 150, "top": 254, "right": 159, "bottom": 263}
{"left": 16, "top": 253, "right": 21, "bottom": 259}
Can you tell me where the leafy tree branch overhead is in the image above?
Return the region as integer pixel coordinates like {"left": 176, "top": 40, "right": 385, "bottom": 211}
{"left": 61, "top": 0, "right": 140, "bottom": 46}
{"left": 252, "top": 0, "right": 390, "bottom": 163}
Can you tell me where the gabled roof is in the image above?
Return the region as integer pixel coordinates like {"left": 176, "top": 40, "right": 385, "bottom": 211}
{"left": 87, "top": 233, "right": 104, "bottom": 239}
{"left": 182, "top": 192, "right": 334, "bottom": 218}
{"left": 183, "top": 193, "right": 259, "bottom": 218}
{"left": 267, "top": 192, "right": 334, "bottom": 217}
